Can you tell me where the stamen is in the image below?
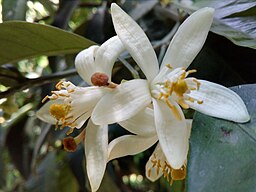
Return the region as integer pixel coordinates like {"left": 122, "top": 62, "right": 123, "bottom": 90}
{"left": 55, "top": 80, "right": 64, "bottom": 90}
{"left": 178, "top": 99, "right": 189, "bottom": 109}
{"left": 186, "top": 69, "right": 197, "bottom": 75}
{"left": 166, "top": 64, "right": 173, "bottom": 69}
{"left": 42, "top": 95, "right": 49, "bottom": 103}
{"left": 148, "top": 154, "right": 187, "bottom": 185}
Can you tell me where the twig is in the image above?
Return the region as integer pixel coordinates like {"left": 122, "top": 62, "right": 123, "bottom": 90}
{"left": 0, "top": 69, "right": 77, "bottom": 99}
{"left": 118, "top": 57, "right": 140, "bottom": 79}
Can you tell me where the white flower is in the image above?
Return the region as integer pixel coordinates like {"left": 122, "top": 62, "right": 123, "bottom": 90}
{"left": 36, "top": 36, "right": 126, "bottom": 192}
{"left": 91, "top": 3, "right": 250, "bottom": 171}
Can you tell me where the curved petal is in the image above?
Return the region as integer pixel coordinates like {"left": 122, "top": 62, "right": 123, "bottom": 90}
{"left": 153, "top": 98, "right": 189, "bottom": 169}
{"left": 119, "top": 107, "right": 156, "bottom": 136}
{"left": 92, "top": 79, "right": 151, "bottom": 124}
{"left": 187, "top": 80, "right": 250, "bottom": 123}
{"left": 160, "top": 7, "right": 214, "bottom": 70}
{"left": 108, "top": 134, "right": 158, "bottom": 161}
{"left": 95, "top": 36, "right": 125, "bottom": 80}
{"left": 85, "top": 120, "right": 108, "bottom": 192}
{"left": 111, "top": 3, "right": 159, "bottom": 82}
{"left": 145, "top": 144, "right": 165, "bottom": 182}
{"left": 75, "top": 45, "right": 99, "bottom": 85}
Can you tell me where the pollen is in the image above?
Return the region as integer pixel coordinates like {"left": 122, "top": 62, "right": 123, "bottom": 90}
{"left": 173, "top": 80, "right": 188, "bottom": 97}
{"left": 49, "top": 104, "right": 70, "bottom": 121}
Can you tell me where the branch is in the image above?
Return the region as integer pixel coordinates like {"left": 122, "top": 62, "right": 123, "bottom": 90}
{"left": 0, "top": 69, "right": 77, "bottom": 99}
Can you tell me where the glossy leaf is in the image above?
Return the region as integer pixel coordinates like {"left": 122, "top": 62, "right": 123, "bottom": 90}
{"left": 0, "top": 21, "right": 95, "bottom": 65}
{"left": 187, "top": 84, "right": 256, "bottom": 192}
{"left": 174, "top": 0, "right": 256, "bottom": 49}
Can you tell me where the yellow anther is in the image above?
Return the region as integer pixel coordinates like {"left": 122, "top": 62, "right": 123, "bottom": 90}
{"left": 42, "top": 95, "right": 49, "bottom": 103}
{"left": 187, "top": 69, "right": 197, "bottom": 75}
{"left": 49, "top": 104, "right": 70, "bottom": 121}
{"left": 197, "top": 100, "right": 203, "bottom": 104}
{"left": 55, "top": 81, "right": 64, "bottom": 90}
{"left": 166, "top": 64, "right": 173, "bottom": 69}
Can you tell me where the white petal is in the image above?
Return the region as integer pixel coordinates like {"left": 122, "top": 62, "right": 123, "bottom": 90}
{"left": 111, "top": 3, "right": 159, "bottom": 82}
{"left": 92, "top": 79, "right": 151, "bottom": 124}
{"left": 108, "top": 135, "right": 158, "bottom": 161}
{"left": 85, "top": 120, "right": 108, "bottom": 192}
{"left": 69, "top": 86, "right": 110, "bottom": 128}
{"left": 161, "top": 7, "right": 214, "bottom": 69}
{"left": 145, "top": 144, "right": 165, "bottom": 182}
{"left": 119, "top": 107, "right": 156, "bottom": 136}
{"left": 187, "top": 80, "right": 250, "bottom": 123}
{"left": 36, "top": 100, "right": 61, "bottom": 124}
{"left": 95, "top": 36, "right": 125, "bottom": 80}
{"left": 153, "top": 98, "right": 189, "bottom": 169}
{"left": 75, "top": 45, "right": 99, "bottom": 85}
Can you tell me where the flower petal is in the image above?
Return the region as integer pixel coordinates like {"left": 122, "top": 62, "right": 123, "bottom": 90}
{"left": 161, "top": 7, "right": 214, "bottom": 69}
{"left": 95, "top": 36, "right": 125, "bottom": 80}
{"left": 187, "top": 80, "right": 250, "bottom": 123}
{"left": 145, "top": 144, "right": 165, "bottom": 182}
{"left": 119, "top": 107, "right": 156, "bottom": 136}
{"left": 75, "top": 45, "right": 99, "bottom": 85}
{"left": 92, "top": 79, "right": 151, "bottom": 124}
{"left": 153, "top": 98, "right": 189, "bottom": 169}
{"left": 85, "top": 120, "right": 108, "bottom": 192}
{"left": 111, "top": 3, "right": 159, "bottom": 82}
{"left": 108, "top": 135, "right": 158, "bottom": 161}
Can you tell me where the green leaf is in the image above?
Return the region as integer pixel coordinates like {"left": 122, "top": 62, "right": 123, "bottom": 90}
{"left": 2, "top": 0, "right": 27, "bottom": 21}
{"left": 174, "top": 0, "right": 256, "bottom": 49}
{"left": 0, "top": 21, "right": 95, "bottom": 65}
{"left": 25, "top": 152, "right": 79, "bottom": 192}
{"left": 187, "top": 84, "right": 256, "bottom": 192}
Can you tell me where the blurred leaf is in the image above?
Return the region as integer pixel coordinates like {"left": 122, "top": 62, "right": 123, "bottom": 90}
{"left": 25, "top": 152, "right": 79, "bottom": 192}
{"left": 83, "top": 2, "right": 115, "bottom": 44}
{"left": 127, "top": 0, "right": 158, "bottom": 20}
{"left": 190, "top": 43, "right": 245, "bottom": 87}
{"left": 4, "top": 103, "right": 34, "bottom": 179}
{"left": 0, "top": 21, "right": 95, "bottom": 65}
{"left": 2, "top": 0, "right": 27, "bottom": 21}
{"left": 0, "top": 96, "right": 19, "bottom": 115}
{"left": 187, "top": 84, "right": 256, "bottom": 192}
{"left": 174, "top": 0, "right": 256, "bottom": 49}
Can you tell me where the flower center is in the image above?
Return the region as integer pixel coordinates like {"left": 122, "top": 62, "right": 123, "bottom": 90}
{"left": 42, "top": 81, "right": 80, "bottom": 135}
{"left": 147, "top": 153, "right": 186, "bottom": 185}
{"left": 154, "top": 65, "right": 203, "bottom": 119}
